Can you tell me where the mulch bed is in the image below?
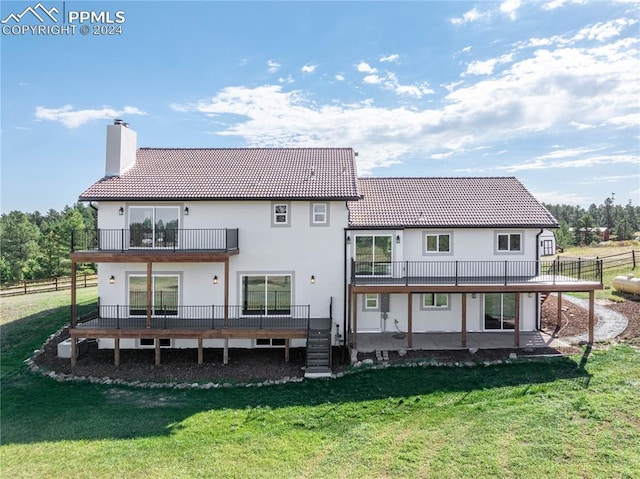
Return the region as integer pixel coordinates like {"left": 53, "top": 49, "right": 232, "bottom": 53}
{"left": 33, "top": 296, "right": 639, "bottom": 384}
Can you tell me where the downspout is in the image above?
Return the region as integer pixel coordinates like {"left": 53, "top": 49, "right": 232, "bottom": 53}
{"left": 535, "top": 228, "right": 544, "bottom": 330}
{"left": 343, "top": 226, "right": 349, "bottom": 359}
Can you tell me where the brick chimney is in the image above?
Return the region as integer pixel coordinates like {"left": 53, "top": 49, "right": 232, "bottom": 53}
{"left": 105, "top": 119, "right": 137, "bottom": 177}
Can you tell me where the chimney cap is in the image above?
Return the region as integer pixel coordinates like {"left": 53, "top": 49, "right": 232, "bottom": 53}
{"left": 113, "top": 119, "right": 123, "bottom": 125}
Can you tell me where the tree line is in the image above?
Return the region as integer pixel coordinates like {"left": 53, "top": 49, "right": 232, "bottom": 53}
{"left": 1, "top": 198, "right": 638, "bottom": 284}
{"left": 544, "top": 198, "right": 640, "bottom": 249}
{"left": 0, "top": 204, "right": 96, "bottom": 284}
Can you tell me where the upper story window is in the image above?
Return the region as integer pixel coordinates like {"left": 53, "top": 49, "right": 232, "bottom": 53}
{"left": 129, "top": 206, "right": 179, "bottom": 248}
{"left": 311, "top": 203, "right": 328, "bottom": 225}
{"left": 355, "top": 235, "right": 393, "bottom": 276}
{"left": 497, "top": 232, "right": 522, "bottom": 253}
{"left": 271, "top": 202, "right": 290, "bottom": 227}
{"left": 424, "top": 232, "right": 452, "bottom": 254}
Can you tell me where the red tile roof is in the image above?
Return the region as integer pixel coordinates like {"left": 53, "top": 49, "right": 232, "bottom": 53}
{"left": 79, "top": 148, "right": 360, "bottom": 201}
{"left": 348, "top": 177, "right": 558, "bottom": 228}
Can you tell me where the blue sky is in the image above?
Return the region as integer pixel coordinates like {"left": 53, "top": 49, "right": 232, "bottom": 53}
{"left": 2, "top": 0, "right": 639, "bottom": 214}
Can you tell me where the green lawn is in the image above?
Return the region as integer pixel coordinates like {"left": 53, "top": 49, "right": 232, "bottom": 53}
{"left": 1, "top": 290, "right": 640, "bottom": 478}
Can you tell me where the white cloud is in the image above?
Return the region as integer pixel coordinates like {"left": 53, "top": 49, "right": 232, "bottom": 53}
{"left": 542, "top": 0, "right": 587, "bottom": 10}
{"left": 500, "top": 0, "right": 522, "bottom": 20}
{"left": 499, "top": 154, "right": 638, "bottom": 172}
{"left": 462, "top": 46, "right": 472, "bottom": 53}
{"left": 267, "top": 60, "right": 280, "bottom": 73}
{"left": 464, "top": 54, "right": 514, "bottom": 76}
{"left": 451, "top": 7, "right": 489, "bottom": 26}
{"left": 531, "top": 191, "right": 590, "bottom": 205}
{"left": 380, "top": 54, "right": 399, "bottom": 63}
{"left": 301, "top": 64, "right": 317, "bottom": 74}
{"left": 172, "top": 18, "right": 638, "bottom": 174}
{"left": 606, "top": 112, "right": 639, "bottom": 128}
{"left": 356, "top": 61, "right": 377, "bottom": 74}
{"left": 34, "top": 105, "right": 146, "bottom": 129}
{"left": 278, "top": 75, "right": 294, "bottom": 84}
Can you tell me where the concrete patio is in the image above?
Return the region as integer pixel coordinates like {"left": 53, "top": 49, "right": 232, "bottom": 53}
{"left": 354, "top": 331, "right": 571, "bottom": 353}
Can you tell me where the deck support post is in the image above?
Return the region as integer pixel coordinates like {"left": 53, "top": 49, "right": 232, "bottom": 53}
{"left": 407, "top": 293, "right": 413, "bottom": 349}
{"left": 198, "top": 337, "right": 203, "bottom": 364}
{"left": 155, "top": 339, "right": 161, "bottom": 366}
{"left": 285, "top": 339, "right": 290, "bottom": 363}
{"left": 224, "top": 259, "right": 229, "bottom": 327}
{"left": 223, "top": 338, "right": 229, "bottom": 365}
{"left": 461, "top": 293, "right": 467, "bottom": 348}
{"left": 146, "top": 262, "right": 153, "bottom": 329}
{"left": 114, "top": 337, "right": 120, "bottom": 366}
{"left": 514, "top": 293, "right": 520, "bottom": 347}
{"left": 557, "top": 292, "right": 563, "bottom": 329}
{"left": 352, "top": 289, "right": 358, "bottom": 350}
{"left": 71, "top": 261, "right": 77, "bottom": 328}
{"left": 70, "top": 337, "right": 77, "bottom": 367}
{"left": 588, "top": 290, "right": 595, "bottom": 344}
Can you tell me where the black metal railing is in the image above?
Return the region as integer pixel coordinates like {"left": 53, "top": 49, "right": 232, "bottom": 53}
{"left": 76, "top": 303, "right": 310, "bottom": 330}
{"left": 351, "top": 258, "right": 603, "bottom": 286}
{"left": 71, "top": 228, "right": 239, "bottom": 252}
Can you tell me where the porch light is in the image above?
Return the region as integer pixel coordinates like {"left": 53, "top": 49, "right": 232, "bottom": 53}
{"left": 310, "top": 275, "right": 316, "bottom": 284}
{"left": 184, "top": 206, "right": 189, "bottom": 215}
{"left": 396, "top": 235, "right": 401, "bottom": 244}
{"left": 213, "top": 275, "right": 218, "bottom": 285}
{"left": 346, "top": 236, "right": 351, "bottom": 245}
{"left": 471, "top": 293, "right": 476, "bottom": 299}
{"left": 118, "top": 207, "right": 124, "bottom": 215}
{"left": 109, "top": 275, "right": 115, "bottom": 285}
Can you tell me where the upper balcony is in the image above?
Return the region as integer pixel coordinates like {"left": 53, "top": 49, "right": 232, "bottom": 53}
{"left": 71, "top": 228, "right": 239, "bottom": 262}
{"left": 351, "top": 258, "right": 603, "bottom": 291}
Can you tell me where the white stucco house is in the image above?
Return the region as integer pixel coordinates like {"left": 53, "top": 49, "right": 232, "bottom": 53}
{"left": 68, "top": 121, "right": 603, "bottom": 376}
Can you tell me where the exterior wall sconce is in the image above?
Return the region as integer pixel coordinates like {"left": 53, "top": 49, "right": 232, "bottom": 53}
{"left": 109, "top": 275, "right": 115, "bottom": 284}
{"left": 213, "top": 275, "right": 218, "bottom": 285}
{"left": 184, "top": 207, "right": 189, "bottom": 215}
{"left": 528, "top": 292, "right": 533, "bottom": 298}
{"left": 310, "top": 275, "right": 316, "bottom": 284}
{"left": 346, "top": 236, "right": 351, "bottom": 245}
{"left": 396, "top": 235, "right": 401, "bottom": 244}
{"left": 118, "top": 207, "right": 124, "bottom": 215}
{"left": 471, "top": 293, "right": 476, "bottom": 299}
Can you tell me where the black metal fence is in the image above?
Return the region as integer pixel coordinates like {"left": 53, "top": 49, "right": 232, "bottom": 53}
{"left": 71, "top": 228, "right": 239, "bottom": 252}
{"left": 77, "top": 303, "right": 310, "bottom": 330}
{"left": 352, "top": 258, "right": 603, "bottom": 285}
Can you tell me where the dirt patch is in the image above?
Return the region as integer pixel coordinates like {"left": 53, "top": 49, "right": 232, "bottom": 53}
{"left": 541, "top": 294, "right": 640, "bottom": 344}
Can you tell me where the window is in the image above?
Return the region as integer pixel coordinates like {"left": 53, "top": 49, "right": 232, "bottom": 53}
{"left": 355, "top": 235, "right": 392, "bottom": 276}
{"left": 311, "top": 203, "right": 328, "bottom": 225}
{"left": 497, "top": 233, "right": 522, "bottom": 252}
{"left": 129, "top": 274, "right": 179, "bottom": 316}
{"left": 256, "top": 338, "right": 286, "bottom": 347}
{"left": 139, "top": 338, "right": 171, "bottom": 348}
{"left": 242, "top": 275, "right": 291, "bottom": 316}
{"left": 422, "top": 293, "right": 449, "bottom": 309}
{"left": 484, "top": 293, "right": 516, "bottom": 330}
{"left": 272, "top": 203, "right": 289, "bottom": 226}
{"left": 424, "top": 233, "right": 451, "bottom": 254}
{"left": 364, "top": 293, "right": 379, "bottom": 310}
{"left": 129, "top": 206, "right": 179, "bottom": 248}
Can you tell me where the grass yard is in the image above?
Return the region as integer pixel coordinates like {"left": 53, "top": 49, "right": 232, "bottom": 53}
{"left": 1, "top": 290, "right": 640, "bottom": 478}
{"left": 559, "top": 243, "right": 639, "bottom": 301}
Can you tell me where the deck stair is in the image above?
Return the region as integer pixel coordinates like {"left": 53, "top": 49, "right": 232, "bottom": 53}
{"left": 305, "top": 318, "right": 332, "bottom": 378}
